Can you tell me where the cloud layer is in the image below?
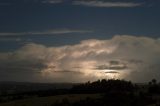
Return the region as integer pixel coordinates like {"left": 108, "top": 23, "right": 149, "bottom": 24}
{"left": 73, "top": 1, "right": 143, "bottom": 8}
{"left": 0, "top": 35, "right": 160, "bottom": 82}
{"left": 0, "top": 29, "right": 92, "bottom": 36}
{"left": 0, "top": 0, "right": 144, "bottom": 8}
{"left": 41, "top": 0, "right": 64, "bottom": 4}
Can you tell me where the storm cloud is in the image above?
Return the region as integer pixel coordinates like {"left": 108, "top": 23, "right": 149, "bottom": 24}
{"left": 0, "top": 35, "right": 160, "bottom": 82}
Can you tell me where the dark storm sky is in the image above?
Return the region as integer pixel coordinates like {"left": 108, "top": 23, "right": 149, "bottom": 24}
{"left": 0, "top": 0, "right": 160, "bottom": 51}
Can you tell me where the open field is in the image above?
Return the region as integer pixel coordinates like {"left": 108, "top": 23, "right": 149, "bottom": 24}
{"left": 0, "top": 94, "right": 101, "bottom": 106}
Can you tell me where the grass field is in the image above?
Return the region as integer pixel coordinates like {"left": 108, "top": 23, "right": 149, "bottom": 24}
{"left": 0, "top": 94, "right": 101, "bottom": 106}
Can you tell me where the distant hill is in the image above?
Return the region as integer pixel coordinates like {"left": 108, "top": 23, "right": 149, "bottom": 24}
{"left": 0, "top": 81, "right": 76, "bottom": 96}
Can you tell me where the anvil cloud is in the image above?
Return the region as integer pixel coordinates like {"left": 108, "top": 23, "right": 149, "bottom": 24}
{"left": 0, "top": 35, "right": 160, "bottom": 82}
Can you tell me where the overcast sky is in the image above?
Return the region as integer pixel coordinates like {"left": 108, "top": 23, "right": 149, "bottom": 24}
{"left": 0, "top": 0, "right": 160, "bottom": 83}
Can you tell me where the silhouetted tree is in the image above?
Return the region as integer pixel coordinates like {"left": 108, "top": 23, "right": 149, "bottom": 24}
{"left": 152, "top": 79, "right": 157, "bottom": 85}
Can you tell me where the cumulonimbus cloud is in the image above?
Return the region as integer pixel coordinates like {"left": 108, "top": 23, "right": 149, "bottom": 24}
{"left": 0, "top": 35, "right": 160, "bottom": 82}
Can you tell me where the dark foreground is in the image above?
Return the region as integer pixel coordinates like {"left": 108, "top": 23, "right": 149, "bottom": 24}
{"left": 0, "top": 79, "right": 160, "bottom": 106}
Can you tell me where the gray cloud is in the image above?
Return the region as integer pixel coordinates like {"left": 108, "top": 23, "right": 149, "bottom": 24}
{"left": 0, "top": 29, "right": 92, "bottom": 36}
{"left": 105, "top": 71, "right": 119, "bottom": 74}
{"left": 94, "top": 63, "right": 127, "bottom": 71}
{"left": 0, "top": 38, "right": 21, "bottom": 42}
{"left": 54, "top": 70, "right": 84, "bottom": 74}
{"left": 127, "top": 59, "right": 144, "bottom": 64}
{"left": 41, "top": 0, "right": 64, "bottom": 4}
{"left": 0, "top": 0, "right": 151, "bottom": 8}
{"left": 73, "top": 1, "right": 143, "bottom": 8}
{"left": 0, "top": 35, "right": 160, "bottom": 82}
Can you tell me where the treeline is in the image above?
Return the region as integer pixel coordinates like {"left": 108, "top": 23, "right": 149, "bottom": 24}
{"left": 71, "top": 79, "right": 135, "bottom": 93}
{"left": 1, "top": 79, "right": 160, "bottom": 105}
{"left": 53, "top": 79, "right": 160, "bottom": 106}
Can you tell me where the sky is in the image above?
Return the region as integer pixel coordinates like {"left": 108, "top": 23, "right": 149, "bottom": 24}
{"left": 0, "top": 0, "right": 160, "bottom": 83}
